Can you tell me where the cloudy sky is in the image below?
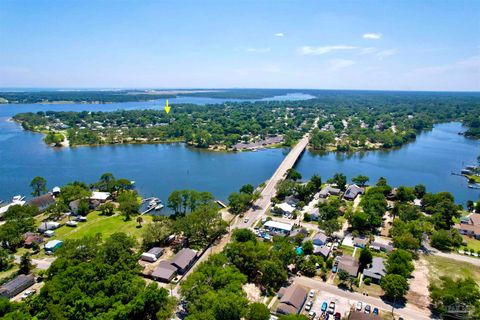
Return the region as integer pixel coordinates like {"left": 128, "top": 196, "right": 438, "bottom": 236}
{"left": 0, "top": 0, "right": 479, "bottom": 91}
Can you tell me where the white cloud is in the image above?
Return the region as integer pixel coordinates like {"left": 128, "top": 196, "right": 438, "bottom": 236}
{"left": 328, "top": 59, "right": 355, "bottom": 71}
{"left": 363, "top": 33, "right": 382, "bottom": 40}
{"left": 274, "top": 32, "right": 284, "bottom": 37}
{"left": 359, "top": 47, "right": 377, "bottom": 55}
{"left": 376, "top": 49, "right": 397, "bottom": 59}
{"left": 409, "top": 55, "right": 480, "bottom": 76}
{"left": 246, "top": 47, "right": 271, "bottom": 53}
{"left": 298, "top": 45, "right": 357, "bottom": 55}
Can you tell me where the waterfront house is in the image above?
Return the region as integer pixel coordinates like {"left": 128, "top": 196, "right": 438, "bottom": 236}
{"left": 312, "top": 231, "right": 329, "bottom": 246}
{"left": 276, "top": 284, "right": 308, "bottom": 315}
{"left": 0, "top": 274, "right": 35, "bottom": 299}
{"left": 171, "top": 248, "right": 197, "bottom": 274}
{"left": 151, "top": 261, "right": 178, "bottom": 283}
{"left": 338, "top": 255, "right": 360, "bottom": 277}
{"left": 319, "top": 186, "right": 342, "bottom": 198}
{"left": 363, "top": 257, "right": 386, "bottom": 283}
{"left": 264, "top": 220, "right": 294, "bottom": 236}
{"left": 454, "top": 214, "right": 480, "bottom": 239}
{"left": 343, "top": 184, "right": 365, "bottom": 201}
{"left": 27, "top": 193, "right": 56, "bottom": 212}
{"left": 90, "top": 191, "right": 111, "bottom": 202}
{"left": 37, "top": 221, "right": 60, "bottom": 233}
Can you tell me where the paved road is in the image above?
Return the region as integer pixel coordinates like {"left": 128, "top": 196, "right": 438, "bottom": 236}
{"left": 294, "top": 276, "right": 434, "bottom": 320}
{"left": 241, "top": 133, "right": 311, "bottom": 229}
{"left": 423, "top": 240, "right": 480, "bottom": 266}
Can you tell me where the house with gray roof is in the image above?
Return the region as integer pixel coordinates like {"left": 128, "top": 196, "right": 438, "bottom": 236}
{"left": 151, "top": 261, "right": 178, "bottom": 283}
{"left": 0, "top": 274, "right": 35, "bottom": 299}
{"left": 313, "top": 245, "right": 331, "bottom": 259}
{"left": 27, "top": 193, "right": 56, "bottom": 212}
{"left": 312, "top": 231, "right": 328, "bottom": 246}
{"left": 319, "top": 186, "right": 342, "bottom": 198}
{"left": 343, "top": 184, "right": 365, "bottom": 201}
{"left": 276, "top": 284, "right": 307, "bottom": 315}
{"left": 171, "top": 248, "right": 197, "bottom": 274}
{"left": 363, "top": 257, "right": 386, "bottom": 283}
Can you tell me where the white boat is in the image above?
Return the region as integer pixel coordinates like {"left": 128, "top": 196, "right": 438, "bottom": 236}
{"left": 12, "top": 195, "right": 25, "bottom": 202}
{"left": 155, "top": 203, "right": 164, "bottom": 210}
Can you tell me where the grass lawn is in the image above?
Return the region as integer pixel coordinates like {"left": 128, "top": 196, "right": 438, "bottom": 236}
{"left": 462, "top": 236, "right": 480, "bottom": 252}
{"left": 424, "top": 254, "right": 480, "bottom": 283}
{"left": 467, "top": 174, "right": 480, "bottom": 183}
{"left": 52, "top": 211, "right": 152, "bottom": 242}
{"left": 340, "top": 245, "right": 361, "bottom": 258}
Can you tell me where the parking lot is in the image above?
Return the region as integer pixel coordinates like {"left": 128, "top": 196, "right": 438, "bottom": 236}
{"left": 304, "top": 289, "right": 352, "bottom": 319}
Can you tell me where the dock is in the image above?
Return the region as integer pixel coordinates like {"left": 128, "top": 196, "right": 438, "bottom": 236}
{"left": 215, "top": 200, "right": 227, "bottom": 208}
{"left": 140, "top": 197, "right": 164, "bottom": 215}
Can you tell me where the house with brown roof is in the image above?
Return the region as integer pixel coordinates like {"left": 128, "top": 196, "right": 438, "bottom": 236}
{"left": 276, "top": 284, "right": 307, "bottom": 315}
{"left": 348, "top": 311, "right": 382, "bottom": 320}
{"left": 23, "top": 232, "right": 43, "bottom": 248}
{"left": 151, "top": 261, "right": 178, "bottom": 283}
{"left": 338, "top": 255, "right": 360, "bottom": 277}
{"left": 454, "top": 214, "right": 480, "bottom": 239}
{"left": 27, "top": 193, "right": 56, "bottom": 212}
{"left": 171, "top": 248, "right": 197, "bottom": 274}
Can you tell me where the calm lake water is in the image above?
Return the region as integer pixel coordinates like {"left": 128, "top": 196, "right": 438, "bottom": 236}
{"left": 0, "top": 95, "right": 478, "bottom": 206}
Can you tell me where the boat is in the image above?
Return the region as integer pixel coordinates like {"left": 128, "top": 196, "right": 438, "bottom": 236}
{"left": 12, "top": 195, "right": 25, "bottom": 202}
{"left": 468, "top": 184, "right": 480, "bottom": 189}
{"left": 154, "top": 203, "right": 164, "bottom": 210}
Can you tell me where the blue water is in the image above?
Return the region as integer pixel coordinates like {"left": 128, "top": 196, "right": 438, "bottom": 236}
{"left": 295, "top": 122, "right": 480, "bottom": 205}
{"left": 0, "top": 95, "right": 478, "bottom": 206}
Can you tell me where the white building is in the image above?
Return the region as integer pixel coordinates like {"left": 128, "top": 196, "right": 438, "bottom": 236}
{"left": 264, "top": 220, "right": 294, "bottom": 235}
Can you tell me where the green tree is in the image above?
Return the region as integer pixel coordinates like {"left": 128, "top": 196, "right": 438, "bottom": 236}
{"left": 142, "top": 217, "right": 173, "bottom": 250}
{"left": 330, "top": 173, "right": 347, "bottom": 191}
{"left": 414, "top": 184, "right": 426, "bottom": 199}
{"left": 359, "top": 248, "right": 373, "bottom": 269}
{"left": 118, "top": 190, "right": 140, "bottom": 220}
{"left": 429, "top": 276, "right": 480, "bottom": 317}
{"left": 30, "top": 176, "right": 47, "bottom": 197}
{"left": 430, "top": 229, "right": 463, "bottom": 251}
{"left": 240, "top": 184, "right": 255, "bottom": 195}
{"left": 381, "top": 274, "right": 409, "bottom": 300}
{"left": 352, "top": 175, "right": 369, "bottom": 187}
{"left": 286, "top": 168, "right": 302, "bottom": 181}
{"left": 246, "top": 303, "right": 270, "bottom": 320}
{"left": 0, "top": 248, "right": 12, "bottom": 272}
{"left": 98, "top": 202, "right": 115, "bottom": 216}
{"left": 385, "top": 249, "right": 414, "bottom": 278}
{"left": 19, "top": 253, "right": 32, "bottom": 275}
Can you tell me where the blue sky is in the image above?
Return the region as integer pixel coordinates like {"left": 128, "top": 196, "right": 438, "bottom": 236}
{"left": 0, "top": 0, "right": 479, "bottom": 91}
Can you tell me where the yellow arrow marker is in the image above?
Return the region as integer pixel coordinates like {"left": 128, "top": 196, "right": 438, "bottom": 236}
{"left": 164, "top": 99, "right": 171, "bottom": 114}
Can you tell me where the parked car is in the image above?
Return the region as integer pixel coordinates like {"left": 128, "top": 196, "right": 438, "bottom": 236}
{"left": 20, "top": 289, "right": 36, "bottom": 300}
{"left": 305, "top": 300, "right": 313, "bottom": 311}
{"left": 355, "top": 301, "right": 363, "bottom": 311}
{"left": 334, "top": 312, "right": 341, "bottom": 320}
{"left": 309, "top": 289, "right": 315, "bottom": 298}
{"left": 332, "top": 265, "right": 337, "bottom": 273}
{"left": 308, "top": 311, "right": 316, "bottom": 319}
{"left": 373, "top": 308, "right": 379, "bottom": 315}
{"left": 364, "top": 305, "right": 371, "bottom": 314}
{"left": 66, "top": 220, "right": 78, "bottom": 227}
{"left": 328, "top": 302, "right": 335, "bottom": 314}
{"left": 76, "top": 216, "right": 87, "bottom": 222}
{"left": 321, "top": 301, "right": 328, "bottom": 312}
{"left": 243, "top": 218, "right": 249, "bottom": 223}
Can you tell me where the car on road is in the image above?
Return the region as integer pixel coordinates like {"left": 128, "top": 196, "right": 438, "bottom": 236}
{"left": 364, "top": 305, "right": 371, "bottom": 314}
{"left": 334, "top": 312, "right": 341, "bottom": 320}
{"left": 332, "top": 265, "right": 337, "bottom": 273}
{"left": 328, "top": 301, "right": 335, "bottom": 314}
{"left": 373, "top": 307, "right": 379, "bottom": 315}
{"left": 243, "top": 218, "right": 249, "bottom": 223}
{"left": 308, "top": 311, "right": 316, "bottom": 319}
{"left": 20, "top": 289, "right": 36, "bottom": 299}
{"left": 321, "top": 301, "right": 328, "bottom": 312}
{"left": 309, "top": 289, "right": 315, "bottom": 298}
{"left": 355, "top": 301, "right": 362, "bottom": 311}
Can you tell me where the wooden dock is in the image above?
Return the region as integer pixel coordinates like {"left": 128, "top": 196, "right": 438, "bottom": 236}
{"left": 215, "top": 200, "right": 227, "bottom": 208}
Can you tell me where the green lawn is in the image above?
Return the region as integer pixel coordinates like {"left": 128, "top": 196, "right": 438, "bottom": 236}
{"left": 51, "top": 211, "right": 152, "bottom": 242}
{"left": 462, "top": 236, "right": 480, "bottom": 252}
{"left": 424, "top": 254, "right": 480, "bottom": 283}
